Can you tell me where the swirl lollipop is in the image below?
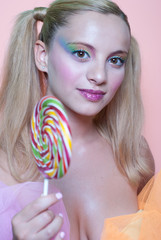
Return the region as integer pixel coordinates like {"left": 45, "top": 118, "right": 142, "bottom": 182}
{"left": 31, "top": 96, "right": 72, "bottom": 195}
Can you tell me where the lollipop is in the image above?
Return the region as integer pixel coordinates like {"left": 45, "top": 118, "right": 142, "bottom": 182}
{"left": 31, "top": 96, "right": 72, "bottom": 195}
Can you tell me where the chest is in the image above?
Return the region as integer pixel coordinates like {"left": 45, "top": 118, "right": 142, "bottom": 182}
{"left": 54, "top": 142, "right": 138, "bottom": 239}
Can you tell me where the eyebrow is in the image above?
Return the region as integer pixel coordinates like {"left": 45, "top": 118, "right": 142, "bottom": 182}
{"left": 108, "top": 50, "right": 128, "bottom": 58}
{"left": 58, "top": 37, "right": 128, "bottom": 57}
{"left": 57, "top": 38, "right": 92, "bottom": 53}
{"left": 67, "top": 41, "right": 94, "bottom": 49}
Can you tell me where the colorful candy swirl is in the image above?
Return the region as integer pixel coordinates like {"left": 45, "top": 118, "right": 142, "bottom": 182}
{"left": 31, "top": 96, "right": 72, "bottom": 179}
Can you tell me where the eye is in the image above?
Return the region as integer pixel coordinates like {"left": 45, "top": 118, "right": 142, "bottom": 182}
{"left": 108, "top": 56, "right": 126, "bottom": 67}
{"left": 72, "top": 50, "right": 90, "bottom": 60}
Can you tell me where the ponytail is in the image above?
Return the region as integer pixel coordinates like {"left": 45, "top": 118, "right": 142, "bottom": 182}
{"left": 0, "top": 7, "right": 47, "bottom": 182}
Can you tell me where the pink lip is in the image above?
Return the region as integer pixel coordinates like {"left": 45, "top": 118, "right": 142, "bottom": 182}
{"left": 78, "top": 89, "right": 105, "bottom": 102}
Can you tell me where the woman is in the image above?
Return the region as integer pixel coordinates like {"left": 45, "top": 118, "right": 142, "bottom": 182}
{"left": 0, "top": 0, "right": 158, "bottom": 239}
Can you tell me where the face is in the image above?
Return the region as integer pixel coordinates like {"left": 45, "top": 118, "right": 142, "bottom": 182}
{"left": 45, "top": 11, "right": 131, "bottom": 117}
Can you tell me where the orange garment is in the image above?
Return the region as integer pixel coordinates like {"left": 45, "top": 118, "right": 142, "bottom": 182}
{"left": 101, "top": 171, "right": 161, "bottom": 240}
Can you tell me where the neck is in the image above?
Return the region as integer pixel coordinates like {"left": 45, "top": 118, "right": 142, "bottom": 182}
{"left": 66, "top": 108, "right": 98, "bottom": 144}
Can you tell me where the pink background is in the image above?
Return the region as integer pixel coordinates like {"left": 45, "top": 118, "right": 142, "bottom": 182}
{"left": 0, "top": 0, "right": 161, "bottom": 171}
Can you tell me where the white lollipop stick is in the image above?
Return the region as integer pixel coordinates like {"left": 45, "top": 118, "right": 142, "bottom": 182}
{"left": 43, "top": 178, "right": 49, "bottom": 196}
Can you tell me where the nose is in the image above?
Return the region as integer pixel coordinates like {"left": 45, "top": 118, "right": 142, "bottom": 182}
{"left": 86, "top": 60, "right": 107, "bottom": 85}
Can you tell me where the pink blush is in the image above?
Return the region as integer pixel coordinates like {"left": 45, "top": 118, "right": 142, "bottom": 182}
{"left": 111, "top": 78, "right": 123, "bottom": 92}
{"left": 58, "top": 62, "right": 75, "bottom": 83}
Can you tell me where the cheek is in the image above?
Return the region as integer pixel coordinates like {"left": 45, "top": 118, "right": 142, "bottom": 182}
{"left": 57, "top": 64, "right": 74, "bottom": 82}
{"left": 110, "top": 71, "right": 125, "bottom": 93}
{"left": 49, "top": 51, "right": 80, "bottom": 85}
{"left": 112, "top": 78, "right": 123, "bottom": 92}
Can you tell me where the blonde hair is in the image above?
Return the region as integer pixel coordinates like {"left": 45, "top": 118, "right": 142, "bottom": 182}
{"left": 95, "top": 37, "right": 152, "bottom": 188}
{"left": 0, "top": 0, "right": 153, "bottom": 186}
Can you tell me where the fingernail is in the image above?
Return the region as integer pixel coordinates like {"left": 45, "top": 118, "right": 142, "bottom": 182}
{"left": 55, "top": 192, "right": 63, "bottom": 199}
{"left": 59, "top": 213, "right": 63, "bottom": 218}
{"left": 60, "top": 232, "right": 65, "bottom": 238}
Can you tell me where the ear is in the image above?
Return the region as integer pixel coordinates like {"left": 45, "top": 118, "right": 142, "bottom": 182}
{"left": 34, "top": 40, "right": 48, "bottom": 73}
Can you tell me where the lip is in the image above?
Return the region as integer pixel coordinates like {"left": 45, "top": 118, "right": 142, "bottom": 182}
{"left": 78, "top": 88, "right": 106, "bottom": 102}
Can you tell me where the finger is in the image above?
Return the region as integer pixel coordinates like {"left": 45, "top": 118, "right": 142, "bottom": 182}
{"left": 17, "top": 192, "right": 63, "bottom": 222}
{"left": 27, "top": 209, "right": 55, "bottom": 233}
{"left": 36, "top": 214, "right": 63, "bottom": 240}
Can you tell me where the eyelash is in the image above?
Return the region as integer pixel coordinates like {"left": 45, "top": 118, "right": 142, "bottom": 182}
{"left": 71, "top": 50, "right": 90, "bottom": 61}
{"left": 108, "top": 56, "right": 126, "bottom": 67}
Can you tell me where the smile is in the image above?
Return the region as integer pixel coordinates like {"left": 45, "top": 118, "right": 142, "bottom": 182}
{"left": 78, "top": 89, "right": 105, "bottom": 102}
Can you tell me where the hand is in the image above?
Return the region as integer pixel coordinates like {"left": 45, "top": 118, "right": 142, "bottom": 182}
{"left": 12, "top": 193, "right": 65, "bottom": 240}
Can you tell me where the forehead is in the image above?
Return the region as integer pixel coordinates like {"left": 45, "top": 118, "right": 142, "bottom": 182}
{"left": 53, "top": 11, "right": 131, "bottom": 52}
